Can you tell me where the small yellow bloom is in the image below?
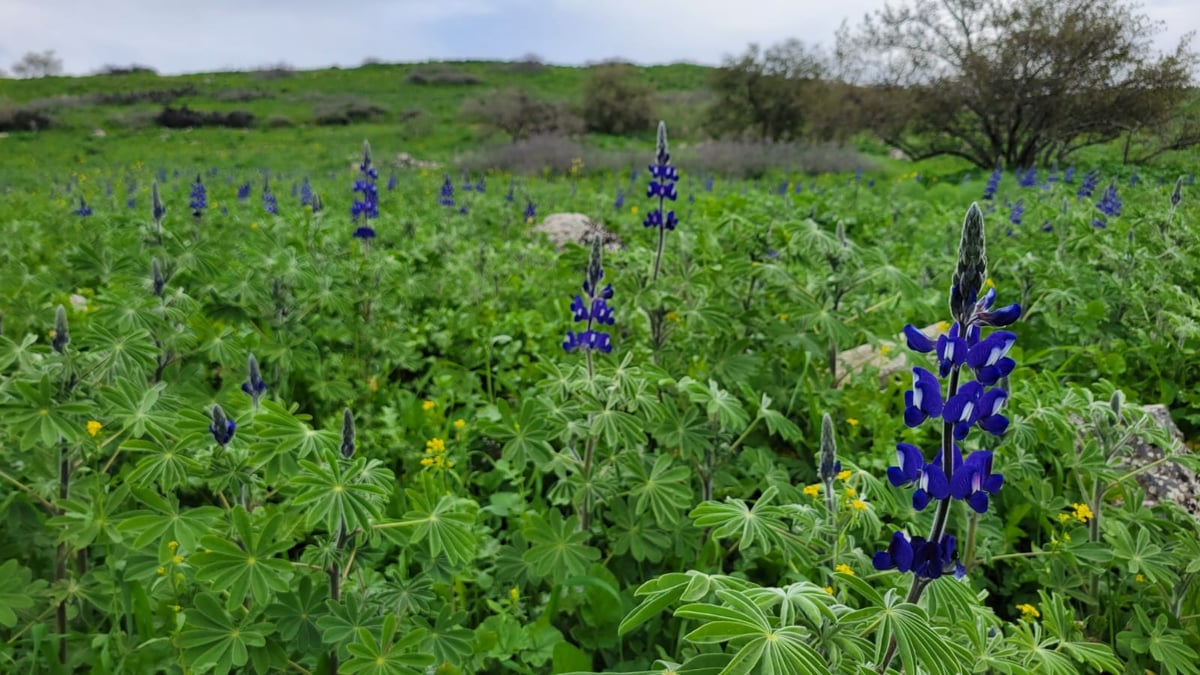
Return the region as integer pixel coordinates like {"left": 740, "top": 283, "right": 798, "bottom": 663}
{"left": 172, "top": 555, "right": 185, "bottom": 565}
{"left": 844, "top": 487, "right": 857, "bottom": 497}
{"left": 1071, "top": 503, "right": 1094, "bottom": 523}
{"left": 156, "top": 566, "right": 166, "bottom": 576}
{"left": 368, "top": 376, "right": 379, "bottom": 393}
{"left": 168, "top": 541, "right": 179, "bottom": 551}
{"left": 1016, "top": 603, "right": 1040, "bottom": 619}
{"left": 936, "top": 320, "right": 951, "bottom": 334}
{"left": 509, "top": 587, "right": 520, "bottom": 603}
{"left": 880, "top": 344, "right": 892, "bottom": 356}
{"left": 837, "top": 470, "right": 852, "bottom": 481}
{"left": 1057, "top": 513, "right": 1071, "bottom": 523}
{"left": 803, "top": 484, "right": 820, "bottom": 497}
{"left": 835, "top": 563, "right": 854, "bottom": 576}
{"left": 850, "top": 499, "right": 868, "bottom": 511}
{"left": 665, "top": 311, "right": 681, "bottom": 323}
{"left": 778, "top": 313, "right": 789, "bottom": 321}
{"left": 420, "top": 457, "right": 435, "bottom": 467}
{"left": 630, "top": 206, "right": 639, "bottom": 215}
{"left": 846, "top": 418, "right": 859, "bottom": 427}
{"left": 453, "top": 418, "right": 466, "bottom": 430}
{"left": 823, "top": 586, "right": 834, "bottom": 595}
{"left": 170, "top": 604, "right": 182, "bottom": 612}
{"left": 426, "top": 438, "right": 445, "bottom": 453}
{"left": 1135, "top": 573, "right": 1146, "bottom": 583}
{"left": 984, "top": 277, "right": 996, "bottom": 289}
{"left": 87, "top": 420, "right": 103, "bottom": 437}
{"left": 422, "top": 400, "right": 436, "bottom": 412}
{"left": 250, "top": 222, "right": 259, "bottom": 230}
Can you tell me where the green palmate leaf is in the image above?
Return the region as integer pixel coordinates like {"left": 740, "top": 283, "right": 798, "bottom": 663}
{"left": 0, "top": 333, "right": 42, "bottom": 373}
{"left": 123, "top": 437, "right": 204, "bottom": 493}
{"left": 677, "top": 591, "right": 827, "bottom": 675}
{"left": 192, "top": 507, "right": 295, "bottom": 610}
{"left": 755, "top": 393, "right": 802, "bottom": 442}
{"left": 343, "top": 614, "right": 433, "bottom": 675}
{"left": 291, "top": 450, "right": 391, "bottom": 535}
{"left": 588, "top": 405, "right": 644, "bottom": 449}
{"left": 100, "top": 379, "right": 173, "bottom": 440}
{"left": 4, "top": 375, "right": 92, "bottom": 448}
{"left": 522, "top": 509, "right": 600, "bottom": 583}
{"left": 651, "top": 403, "right": 714, "bottom": 461}
{"left": 676, "top": 378, "right": 750, "bottom": 431}
{"left": 118, "top": 487, "right": 224, "bottom": 551}
{"left": 383, "top": 484, "right": 478, "bottom": 566}
{"left": 317, "top": 590, "right": 384, "bottom": 648}
{"left": 606, "top": 498, "right": 670, "bottom": 563}
{"left": 1109, "top": 521, "right": 1178, "bottom": 584}
{"left": 85, "top": 324, "right": 159, "bottom": 382}
{"left": 742, "top": 582, "right": 837, "bottom": 627}
{"left": 619, "top": 572, "right": 742, "bottom": 636}
{"left": 178, "top": 592, "right": 272, "bottom": 674}
{"left": 48, "top": 483, "right": 130, "bottom": 548}
{"left": 626, "top": 454, "right": 693, "bottom": 528}
{"left": 1119, "top": 606, "right": 1199, "bottom": 675}
{"left": 264, "top": 574, "right": 326, "bottom": 647}
{"left": 690, "top": 486, "right": 792, "bottom": 555}
{"left": 879, "top": 596, "right": 973, "bottom": 675}
{"left": 413, "top": 606, "right": 475, "bottom": 666}
{"left": 248, "top": 399, "right": 339, "bottom": 475}
{"left": 489, "top": 397, "right": 556, "bottom": 466}
{"left": 0, "top": 559, "right": 45, "bottom": 628}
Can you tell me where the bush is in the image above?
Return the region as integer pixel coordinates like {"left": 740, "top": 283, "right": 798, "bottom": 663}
{"left": 499, "top": 54, "right": 546, "bottom": 73}
{"left": 313, "top": 98, "right": 389, "bottom": 126}
{"left": 0, "top": 105, "right": 51, "bottom": 132}
{"left": 92, "top": 86, "right": 197, "bottom": 106}
{"left": 458, "top": 135, "right": 585, "bottom": 173}
{"left": 265, "top": 114, "right": 295, "bottom": 128}
{"left": 214, "top": 88, "right": 272, "bottom": 102}
{"left": 581, "top": 63, "right": 655, "bottom": 135}
{"left": 250, "top": 63, "right": 296, "bottom": 80}
{"left": 406, "top": 64, "right": 482, "bottom": 85}
{"left": 154, "top": 105, "right": 255, "bottom": 129}
{"left": 461, "top": 88, "right": 581, "bottom": 141}
{"left": 95, "top": 64, "right": 157, "bottom": 76}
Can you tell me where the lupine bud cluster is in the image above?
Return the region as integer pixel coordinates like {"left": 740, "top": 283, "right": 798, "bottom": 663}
{"left": 210, "top": 404, "right": 236, "bottom": 446}
{"left": 644, "top": 121, "right": 679, "bottom": 233}
{"left": 873, "top": 203, "right": 1021, "bottom": 581}
{"left": 563, "top": 236, "right": 614, "bottom": 354}
{"left": 242, "top": 353, "right": 267, "bottom": 408}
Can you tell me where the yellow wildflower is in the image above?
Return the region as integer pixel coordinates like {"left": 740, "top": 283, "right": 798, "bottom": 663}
{"left": 250, "top": 222, "right": 259, "bottom": 230}
{"left": 837, "top": 470, "right": 852, "bottom": 481}
{"left": 1057, "top": 513, "right": 1071, "bottom": 523}
{"left": 803, "top": 484, "right": 820, "bottom": 497}
{"left": 778, "top": 313, "right": 789, "bottom": 321}
{"left": 844, "top": 487, "right": 857, "bottom": 497}
{"left": 984, "top": 277, "right": 996, "bottom": 289}
{"left": 87, "top": 420, "right": 102, "bottom": 437}
{"left": 426, "top": 438, "right": 445, "bottom": 453}
{"left": 1016, "top": 604, "right": 1040, "bottom": 619}
{"left": 823, "top": 586, "right": 834, "bottom": 595}
{"left": 172, "top": 555, "right": 185, "bottom": 565}
{"left": 630, "top": 205, "right": 639, "bottom": 215}
{"left": 665, "top": 311, "right": 681, "bottom": 323}
{"left": 156, "top": 566, "right": 166, "bottom": 576}
{"left": 368, "top": 376, "right": 379, "bottom": 393}
{"left": 880, "top": 344, "right": 892, "bottom": 356}
{"left": 1071, "top": 503, "right": 1094, "bottom": 523}
{"left": 509, "top": 587, "right": 520, "bottom": 603}
{"left": 1136, "top": 574, "right": 1146, "bottom": 583}
{"left": 936, "top": 320, "right": 951, "bottom": 334}
{"left": 850, "top": 499, "right": 868, "bottom": 511}
{"left": 453, "top": 418, "right": 466, "bottom": 430}
{"left": 168, "top": 541, "right": 179, "bottom": 551}
{"left": 420, "top": 457, "right": 435, "bottom": 467}
{"left": 835, "top": 564, "right": 854, "bottom": 576}
{"left": 846, "top": 418, "right": 859, "bottom": 427}
{"left": 422, "top": 400, "right": 436, "bottom": 412}
{"left": 170, "top": 604, "right": 182, "bottom": 612}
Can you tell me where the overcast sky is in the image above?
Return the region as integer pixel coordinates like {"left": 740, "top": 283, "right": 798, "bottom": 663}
{"left": 0, "top": 0, "right": 1195, "bottom": 75}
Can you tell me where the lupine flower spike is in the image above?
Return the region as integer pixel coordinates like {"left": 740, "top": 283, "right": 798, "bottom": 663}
{"left": 645, "top": 120, "right": 679, "bottom": 282}
{"left": 351, "top": 140, "right": 379, "bottom": 251}
{"left": 242, "top": 353, "right": 267, "bottom": 409}
{"left": 151, "top": 180, "right": 166, "bottom": 235}
{"left": 73, "top": 197, "right": 92, "bottom": 216}
{"left": 190, "top": 174, "right": 207, "bottom": 217}
{"left": 262, "top": 176, "right": 279, "bottom": 215}
{"left": 209, "top": 404, "right": 236, "bottom": 446}
{"left": 876, "top": 203, "right": 1021, "bottom": 669}
{"left": 51, "top": 305, "right": 70, "bottom": 353}
{"left": 563, "top": 234, "right": 615, "bottom": 377}
{"left": 818, "top": 413, "right": 840, "bottom": 535}
{"left": 1171, "top": 176, "right": 1183, "bottom": 212}
{"left": 151, "top": 257, "right": 166, "bottom": 297}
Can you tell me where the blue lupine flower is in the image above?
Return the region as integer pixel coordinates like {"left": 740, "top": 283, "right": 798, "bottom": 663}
{"left": 210, "top": 404, "right": 236, "bottom": 446}
{"left": 262, "top": 177, "right": 279, "bottom": 215}
{"left": 524, "top": 199, "right": 537, "bottom": 223}
{"left": 73, "top": 197, "right": 92, "bottom": 216}
{"left": 872, "top": 532, "right": 963, "bottom": 580}
{"left": 1018, "top": 168, "right": 1037, "bottom": 188}
{"left": 935, "top": 323, "right": 968, "bottom": 377}
{"left": 984, "top": 165, "right": 1003, "bottom": 198}
{"left": 563, "top": 236, "right": 614, "bottom": 355}
{"left": 353, "top": 226, "right": 376, "bottom": 239}
{"left": 237, "top": 182, "right": 251, "bottom": 201}
{"left": 1077, "top": 170, "right": 1099, "bottom": 200}
{"left": 1009, "top": 199, "right": 1024, "bottom": 225}
{"left": 1171, "top": 176, "right": 1183, "bottom": 211}
{"left": 458, "top": 205, "right": 469, "bottom": 215}
{"left": 1064, "top": 166, "right": 1075, "bottom": 183}
{"left": 351, "top": 141, "right": 380, "bottom": 222}
{"left": 300, "top": 177, "right": 314, "bottom": 206}
{"left": 387, "top": 172, "right": 397, "bottom": 191}
{"left": 1093, "top": 182, "right": 1122, "bottom": 227}
{"left": 1129, "top": 171, "right": 1139, "bottom": 187}
{"left": 614, "top": 188, "right": 625, "bottom": 210}
{"left": 504, "top": 182, "right": 514, "bottom": 202}
{"left": 127, "top": 197, "right": 137, "bottom": 209}
{"left": 645, "top": 121, "right": 679, "bottom": 232}
{"left": 966, "top": 330, "right": 1017, "bottom": 385}
{"left": 704, "top": 175, "right": 714, "bottom": 192}
{"left": 887, "top": 443, "right": 949, "bottom": 510}
{"left": 439, "top": 176, "right": 455, "bottom": 208}
{"left": 904, "top": 367, "right": 943, "bottom": 427}
{"left": 950, "top": 451, "right": 1004, "bottom": 514}
{"left": 190, "top": 174, "right": 207, "bottom": 216}
{"left": 475, "top": 177, "right": 486, "bottom": 193}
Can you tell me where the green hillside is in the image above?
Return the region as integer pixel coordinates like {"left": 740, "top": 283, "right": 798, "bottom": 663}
{"left": 0, "top": 61, "right": 712, "bottom": 181}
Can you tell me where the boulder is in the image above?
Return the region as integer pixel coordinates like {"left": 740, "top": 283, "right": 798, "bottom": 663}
{"left": 532, "top": 213, "right": 623, "bottom": 252}
{"left": 835, "top": 323, "right": 943, "bottom": 388}
{"left": 1117, "top": 404, "right": 1200, "bottom": 517}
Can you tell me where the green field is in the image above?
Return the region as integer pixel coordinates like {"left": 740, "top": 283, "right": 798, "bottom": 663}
{"left": 1, "top": 62, "right": 1198, "bottom": 674}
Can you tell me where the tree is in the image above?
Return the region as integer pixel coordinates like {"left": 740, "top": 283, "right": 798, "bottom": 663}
{"left": 461, "top": 88, "right": 581, "bottom": 141}
{"left": 11, "top": 50, "right": 63, "bottom": 78}
{"left": 836, "top": 0, "right": 1198, "bottom": 168}
{"left": 706, "top": 40, "right": 829, "bottom": 142}
{"left": 581, "top": 63, "right": 655, "bottom": 135}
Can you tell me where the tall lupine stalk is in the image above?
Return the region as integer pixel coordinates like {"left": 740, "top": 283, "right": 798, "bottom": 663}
{"left": 51, "top": 305, "right": 71, "bottom": 664}
{"left": 1166, "top": 175, "right": 1184, "bottom": 235}
{"left": 189, "top": 174, "right": 207, "bottom": 218}
{"left": 151, "top": 180, "right": 166, "bottom": 244}
{"left": 242, "top": 353, "right": 266, "bottom": 409}
{"left": 563, "top": 235, "right": 614, "bottom": 529}
{"left": 645, "top": 121, "right": 678, "bottom": 283}
{"left": 875, "top": 204, "right": 1021, "bottom": 673}
{"left": 351, "top": 140, "right": 379, "bottom": 256}
{"left": 329, "top": 408, "right": 356, "bottom": 675}
{"left": 818, "top": 413, "right": 841, "bottom": 567}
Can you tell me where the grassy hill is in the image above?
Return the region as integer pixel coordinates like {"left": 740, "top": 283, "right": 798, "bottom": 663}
{"left": 0, "top": 60, "right": 714, "bottom": 182}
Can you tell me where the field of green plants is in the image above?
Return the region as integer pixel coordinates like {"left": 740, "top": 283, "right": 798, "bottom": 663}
{"left": 3, "top": 65, "right": 1200, "bottom": 675}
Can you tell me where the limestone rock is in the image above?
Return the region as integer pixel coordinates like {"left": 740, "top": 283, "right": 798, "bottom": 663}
{"left": 532, "top": 213, "right": 623, "bottom": 252}
{"left": 835, "top": 323, "right": 942, "bottom": 388}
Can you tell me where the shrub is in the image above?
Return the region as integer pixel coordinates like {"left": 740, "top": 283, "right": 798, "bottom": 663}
{"left": 680, "top": 140, "right": 873, "bottom": 178}
{"left": 154, "top": 105, "right": 255, "bottom": 129}
{"left": 581, "top": 63, "right": 655, "bottom": 135}
{"left": 265, "top": 114, "right": 295, "bottom": 128}
{"left": 405, "top": 64, "right": 482, "bottom": 85}
{"left": 0, "top": 105, "right": 51, "bottom": 132}
{"left": 499, "top": 53, "right": 546, "bottom": 73}
{"left": 250, "top": 62, "right": 296, "bottom": 80}
{"left": 458, "top": 135, "right": 584, "bottom": 173}
{"left": 92, "top": 86, "right": 198, "bottom": 106}
{"left": 313, "top": 98, "right": 389, "bottom": 126}
{"left": 461, "top": 88, "right": 582, "bottom": 141}
{"left": 214, "top": 88, "right": 272, "bottom": 102}
{"left": 95, "top": 64, "right": 157, "bottom": 76}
